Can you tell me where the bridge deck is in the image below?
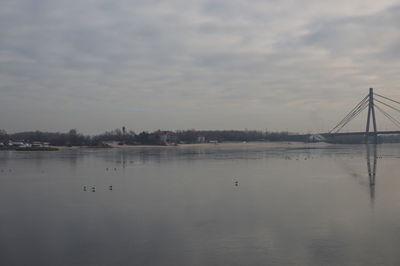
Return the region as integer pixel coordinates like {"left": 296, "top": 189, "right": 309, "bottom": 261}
{"left": 321, "top": 131, "right": 400, "bottom": 137}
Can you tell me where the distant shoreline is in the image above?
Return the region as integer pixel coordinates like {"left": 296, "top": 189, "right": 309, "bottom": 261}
{"left": 73, "top": 141, "right": 333, "bottom": 149}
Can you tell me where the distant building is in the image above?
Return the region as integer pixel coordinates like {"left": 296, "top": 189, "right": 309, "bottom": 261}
{"left": 9, "top": 141, "right": 26, "bottom": 147}
{"left": 196, "top": 136, "right": 206, "bottom": 143}
{"left": 150, "top": 131, "right": 178, "bottom": 145}
{"left": 32, "top": 142, "right": 42, "bottom": 147}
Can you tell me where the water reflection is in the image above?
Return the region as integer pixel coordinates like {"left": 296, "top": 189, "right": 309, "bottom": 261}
{"left": 366, "top": 144, "right": 377, "bottom": 204}
{"left": 3, "top": 145, "right": 400, "bottom": 266}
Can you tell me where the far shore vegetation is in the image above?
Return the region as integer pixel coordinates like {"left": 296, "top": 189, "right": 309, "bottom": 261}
{"left": 0, "top": 128, "right": 304, "bottom": 147}
{"left": 1, "top": 128, "right": 400, "bottom": 147}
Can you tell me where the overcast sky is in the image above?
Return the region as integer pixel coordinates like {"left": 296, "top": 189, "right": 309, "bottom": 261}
{"left": 1, "top": 0, "right": 400, "bottom": 134}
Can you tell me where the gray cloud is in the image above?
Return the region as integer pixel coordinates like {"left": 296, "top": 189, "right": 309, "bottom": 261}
{"left": 1, "top": 0, "right": 400, "bottom": 133}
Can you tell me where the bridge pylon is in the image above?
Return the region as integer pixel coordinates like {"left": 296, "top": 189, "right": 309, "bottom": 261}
{"left": 365, "top": 88, "right": 378, "bottom": 143}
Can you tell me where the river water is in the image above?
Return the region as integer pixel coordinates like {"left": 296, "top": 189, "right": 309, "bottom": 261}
{"left": 1, "top": 143, "right": 400, "bottom": 266}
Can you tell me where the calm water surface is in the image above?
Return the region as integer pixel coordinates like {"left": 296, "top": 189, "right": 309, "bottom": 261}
{"left": 1, "top": 143, "right": 400, "bottom": 266}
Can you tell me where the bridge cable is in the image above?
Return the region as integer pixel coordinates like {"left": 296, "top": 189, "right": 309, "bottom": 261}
{"left": 374, "top": 103, "right": 400, "bottom": 129}
{"left": 375, "top": 93, "right": 400, "bottom": 106}
{"left": 374, "top": 98, "right": 400, "bottom": 114}
{"left": 334, "top": 101, "right": 369, "bottom": 133}
{"left": 332, "top": 100, "right": 369, "bottom": 133}
{"left": 329, "top": 95, "right": 369, "bottom": 133}
{"left": 330, "top": 97, "right": 369, "bottom": 133}
{"left": 330, "top": 99, "right": 368, "bottom": 133}
{"left": 375, "top": 103, "right": 400, "bottom": 127}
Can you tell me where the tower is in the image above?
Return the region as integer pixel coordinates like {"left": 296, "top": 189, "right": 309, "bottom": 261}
{"left": 366, "top": 88, "right": 378, "bottom": 143}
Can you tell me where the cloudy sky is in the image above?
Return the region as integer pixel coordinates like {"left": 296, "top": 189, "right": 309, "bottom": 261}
{"left": 1, "top": 0, "right": 400, "bottom": 134}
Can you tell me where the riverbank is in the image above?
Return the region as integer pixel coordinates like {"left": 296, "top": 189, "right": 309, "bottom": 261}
{"left": 104, "top": 141, "right": 332, "bottom": 149}
{"left": 0, "top": 141, "right": 332, "bottom": 151}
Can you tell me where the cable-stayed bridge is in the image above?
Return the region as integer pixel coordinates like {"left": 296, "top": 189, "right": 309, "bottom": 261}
{"left": 311, "top": 88, "right": 400, "bottom": 143}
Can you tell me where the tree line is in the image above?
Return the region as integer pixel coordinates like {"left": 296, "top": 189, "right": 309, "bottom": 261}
{"left": 0, "top": 128, "right": 307, "bottom": 146}
{"left": 3, "top": 128, "right": 400, "bottom": 145}
{"left": 175, "top": 130, "right": 305, "bottom": 142}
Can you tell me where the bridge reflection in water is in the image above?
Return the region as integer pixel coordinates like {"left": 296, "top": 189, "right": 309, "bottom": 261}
{"left": 366, "top": 144, "right": 377, "bottom": 205}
